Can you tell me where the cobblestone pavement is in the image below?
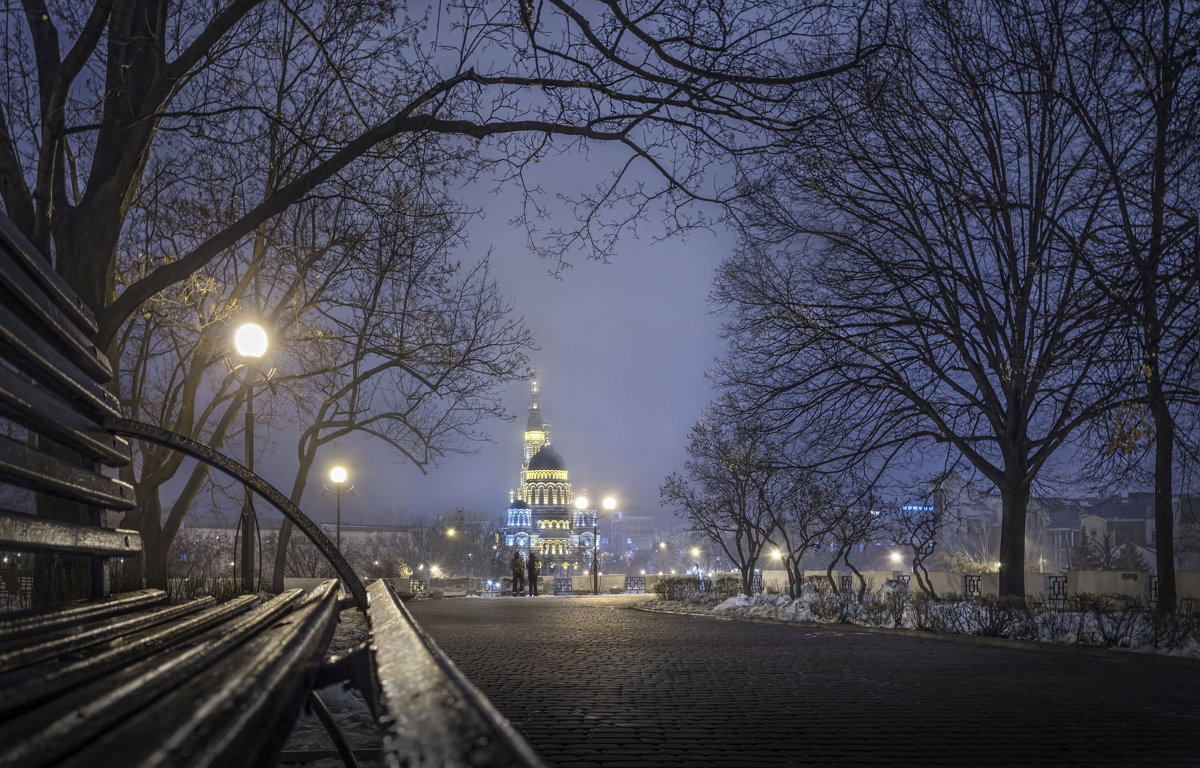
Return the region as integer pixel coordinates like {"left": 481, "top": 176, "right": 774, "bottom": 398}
{"left": 407, "top": 594, "right": 1200, "bottom": 767}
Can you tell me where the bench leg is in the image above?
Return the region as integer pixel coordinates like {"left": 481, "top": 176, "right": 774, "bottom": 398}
{"left": 308, "top": 690, "right": 359, "bottom": 768}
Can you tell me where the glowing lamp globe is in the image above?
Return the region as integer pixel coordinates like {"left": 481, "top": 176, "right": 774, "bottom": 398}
{"left": 330, "top": 466, "right": 348, "bottom": 484}
{"left": 234, "top": 323, "right": 268, "bottom": 358}
{"left": 602, "top": 496, "right": 617, "bottom": 511}
{"left": 574, "top": 496, "right": 589, "bottom": 510}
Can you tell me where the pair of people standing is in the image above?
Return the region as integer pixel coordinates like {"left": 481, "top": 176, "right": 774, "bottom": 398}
{"left": 510, "top": 550, "right": 540, "bottom": 596}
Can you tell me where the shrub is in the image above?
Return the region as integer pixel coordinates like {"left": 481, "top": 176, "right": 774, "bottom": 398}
{"left": 859, "top": 594, "right": 891, "bottom": 628}
{"left": 652, "top": 575, "right": 702, "bottom": 601}
{"left": 810, "top": 590, "right": 855, "bottom": 623}
{"left": 963, "top": 596, "right": 1025, "bottom": 639}
{"left": 712, "top": 576, "right": 742, "bottom": 599}
{"left": 1071, "top": 593, "right": 1149, "bottom": 647}
{"left": 804, "top": 575, "right": 832, "bottom": 594}
{"left": 880, "top": 580, "right": 910, "bottom": 628}
{"left": 909, "top": 593, "right": 943, "bottom": 632}
{"left": 1149, "top": 607, "right": 1199, "bottom": 650}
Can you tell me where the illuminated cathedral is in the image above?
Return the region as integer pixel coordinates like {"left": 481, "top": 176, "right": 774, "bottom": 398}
{"left": 501, "top": 371, "right": 595, "bottom": 575}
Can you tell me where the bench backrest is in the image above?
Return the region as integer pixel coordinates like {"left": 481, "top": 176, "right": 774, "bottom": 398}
{"left": 0, "top": 214, "right": 141, "bottom": 602}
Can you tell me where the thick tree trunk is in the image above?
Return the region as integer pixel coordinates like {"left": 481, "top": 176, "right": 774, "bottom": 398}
{"left": 997, "top": 483, "right": 1029, "bottom": 601}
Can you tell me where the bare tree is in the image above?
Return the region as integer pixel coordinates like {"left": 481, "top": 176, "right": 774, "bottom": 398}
{"left": 716, "top": 0, "right": 1117, "bottom": 600}
{"left": 267, "top": 194, "right": 531, "bottom": 590}
{"left": 1050, "top": 0, "right": 1200, "bottom": 610}
{"left": 888, "top": 500, "right": 943, "bottom": 599}
{"left": 768, "top": 478, "right": 836, "bottom": 599}
{"left": 660, "top": 399, "right": 783, "bottom": 596}
{"left": 825, "top": 489, "right": 884, "bottom": 601}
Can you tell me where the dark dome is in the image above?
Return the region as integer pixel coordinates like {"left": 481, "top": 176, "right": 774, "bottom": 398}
{"left": 528, "top": 445, "right": 567, "bottom": 472}
{"left": 510, "top": 499, "right": 530, "bottom": 509}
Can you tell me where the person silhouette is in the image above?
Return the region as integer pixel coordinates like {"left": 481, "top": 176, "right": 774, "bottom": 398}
{"left": 527, "top": 550, "right": 540, "bottom": 596}
{"left": 511, "top": 552, "right": 526, "bottom": 596}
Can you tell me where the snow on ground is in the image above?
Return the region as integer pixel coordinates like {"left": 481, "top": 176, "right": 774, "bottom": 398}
{"left": 646, "top": 589, "right": 1200, "bottom": 660}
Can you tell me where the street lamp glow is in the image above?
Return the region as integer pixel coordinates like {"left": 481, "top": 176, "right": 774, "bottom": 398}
{"left": 691, "top": 547, "right": 700, "bottom": 557}
{"left": 890, "top": 551, "right": 903, "bottom": 564}
{"left": 330, "top": 466, "right": 347, "bottom": 484}
{"left": 430, "top": 565, "right": 440, "bottom": 576}
{"left": 234, "top": 322, "right": 268, "bottom": 358}
{"left": 446, "top": 527, "right": 456, "bottom": 536}
{"left": 575, "top": 495, "right": 589, "bottom": 510}
{"left": 771, "top": 549, "right": 782, "bottom": 560}
{"left": 602, "top": 496, "right": 617, "bottom": 511}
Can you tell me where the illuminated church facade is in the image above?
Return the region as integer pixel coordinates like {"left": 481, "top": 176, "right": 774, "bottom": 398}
{"left": 501, "top": 371, "right": 596, "bottom": 575}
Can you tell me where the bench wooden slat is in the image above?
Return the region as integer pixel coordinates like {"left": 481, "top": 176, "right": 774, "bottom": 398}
{"left": 0, "top": 589, "right": 311, "bottom": 768}
{"left": 0, "top": 596, "right": 216, "bottom": 675}
{"left": 0, "top": 365, "right": 131, "bottom": 465}
{"left": 0, "top": 237, "right": 111, "bottom": 383}
{"left": 61, "top": 581, "right": 343, "bottom": 768}
{"left": 0, "top": 301, "right": 121, "bottom": 418}
{"left": 0, "top": 436, "right": 135, "bottom": 510}
{"left": 0, "top": 595, "right": 259, "bottom": 719}
{"left": 0, "top": 589, "right": 164, "bottom": 648}
{"left": 366, "top": 579, "right": 548, "bottom": 767}
{"left": 0, "top": 214, "right": 97, "bottom": 336}
{"left": 0, "top": 509, "right": 141, "bottom": 560}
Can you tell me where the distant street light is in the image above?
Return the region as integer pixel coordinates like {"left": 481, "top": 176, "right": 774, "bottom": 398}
{"left": 324, "top": 465, "right": 354, "bottom": 551}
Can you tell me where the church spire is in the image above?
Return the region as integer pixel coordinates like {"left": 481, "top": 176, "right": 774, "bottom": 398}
{"left": 519, "top": 369, "right": 551, "bottom": 495}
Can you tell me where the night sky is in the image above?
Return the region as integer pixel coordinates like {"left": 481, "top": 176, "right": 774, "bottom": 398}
{"left": 287, "top": 157, "right": 731, "bottom": 529}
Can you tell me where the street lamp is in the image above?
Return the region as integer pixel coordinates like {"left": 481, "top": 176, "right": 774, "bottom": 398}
{"left": 229, "top": 321, "right": 274, "bottom": 593}
{"left": 578, "top": 495, "right": 617, "bottom": 595}
{"left": 324, "top": 465, "right": 354, "bottom": 551}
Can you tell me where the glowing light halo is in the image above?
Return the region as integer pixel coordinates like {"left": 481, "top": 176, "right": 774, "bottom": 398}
{"left": 234, "top": 323, "right": 268, "bottom": 358}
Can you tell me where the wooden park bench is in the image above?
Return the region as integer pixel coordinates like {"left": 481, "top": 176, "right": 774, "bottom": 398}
{"left": 0, "top": 213, "right": 545, "bottom": 767}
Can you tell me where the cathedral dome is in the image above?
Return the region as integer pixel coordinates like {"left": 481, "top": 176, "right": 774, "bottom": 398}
{"left": 510, "top": 499, "right": 530, "bottom": 510}
{"left": 528, "top": 445, "right": 566, "bottom": 472}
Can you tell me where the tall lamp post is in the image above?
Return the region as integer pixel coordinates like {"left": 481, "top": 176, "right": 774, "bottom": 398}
{"left": 230, "top": 322, "right": 273, "bottom": 593}
{"left": 324, "top": 466, "right": 354, "bottom": 551}
{"left": 577, "top": 495, "right": 618, "bottom": 595}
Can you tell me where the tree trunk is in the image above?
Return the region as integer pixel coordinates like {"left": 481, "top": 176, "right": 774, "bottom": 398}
{"left": 1151, "top": 400, "right": 1176, "bottom": 612}
{"left": 844, "top": 557, "right": 866, "bottom": 602}
{"left": 786, "top": 559, "right": 803, "bottom": 599}
{"left": 139, "top": 492, "right": 167, "bottom": 589}
{"left": 997, "top": 483, "right": 1029, "bottom": 601}
{"left": 913, "top": 560, "right": 937, "bottom": 600}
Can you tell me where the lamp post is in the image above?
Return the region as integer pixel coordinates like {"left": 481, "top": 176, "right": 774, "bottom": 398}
{"left": 325, "top": 466, "right": 354, "bottom": 551}
{"left": 231, "top": 322, "right": 272, "bottom": 593}
{"left": 578, "top": 495, "right": 618, "bottom": 595}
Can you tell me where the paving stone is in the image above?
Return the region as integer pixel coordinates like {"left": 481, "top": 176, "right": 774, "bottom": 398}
{"left": 409, "top": 595, "right": 1200, "bottom": 767}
